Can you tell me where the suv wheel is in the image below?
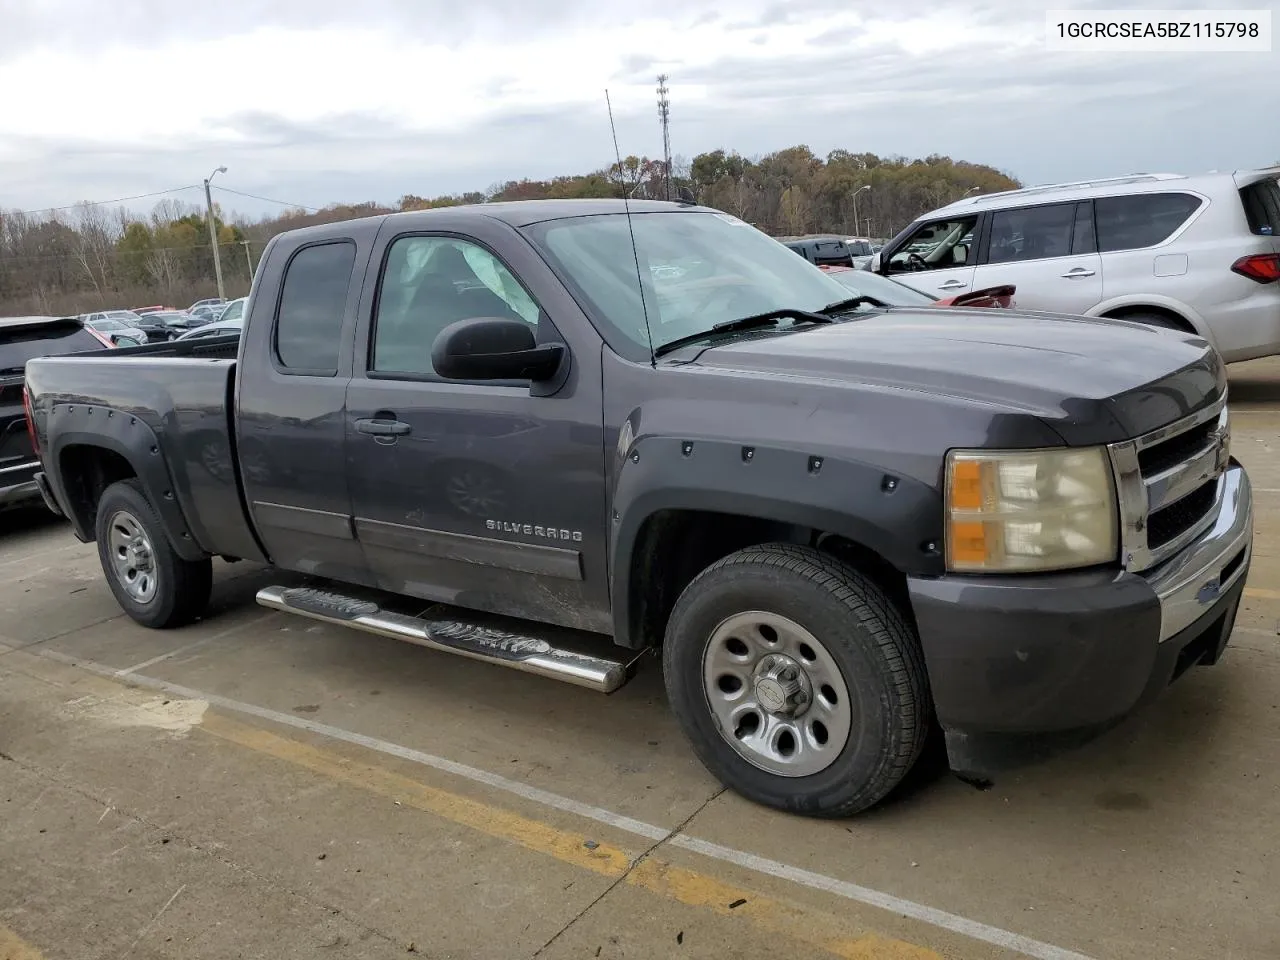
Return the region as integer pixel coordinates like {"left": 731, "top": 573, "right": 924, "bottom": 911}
{"left": 663, "top": 544, "right": 930, "bottom": 817}
{"left": 95, "top": 479, "right": 212, "bottom": 628}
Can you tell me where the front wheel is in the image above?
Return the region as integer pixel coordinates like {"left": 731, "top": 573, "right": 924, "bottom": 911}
{"left": 663, "top": 544, "right": 930, "bottom": 817}
{"left": 95, "top": 479, "right": 212, "bottom": 628}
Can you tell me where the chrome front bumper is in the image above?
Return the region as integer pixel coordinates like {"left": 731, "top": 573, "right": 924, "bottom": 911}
{"left": 1148, "top": 463, "right": 1252, "bottom": 642}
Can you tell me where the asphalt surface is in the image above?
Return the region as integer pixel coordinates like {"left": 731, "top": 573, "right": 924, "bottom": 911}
{"left": 3, "top": 360, "right": 1280, "bottom": 960}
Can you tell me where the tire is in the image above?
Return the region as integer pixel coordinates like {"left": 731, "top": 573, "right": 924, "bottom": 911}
{"left": 95, "top": 479, "right": 212, "bottom": 629}
{"left": 662, "top": 543, "right": 930, "bottom": 817}
{"left": 1116, "top": 311, "right": 1187, "bottom": 332}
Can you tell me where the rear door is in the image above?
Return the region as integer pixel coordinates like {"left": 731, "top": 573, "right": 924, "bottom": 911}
{"left": 236, "top": 226, "right": 377, "bottom": 585}
{"left": 968, "top": 200, "right": 1103, "bottom": 315}
{"left": 877, "top": 213, "right": 979, "bottom": 297}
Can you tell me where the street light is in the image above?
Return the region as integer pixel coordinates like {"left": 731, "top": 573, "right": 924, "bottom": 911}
{"left": 851, "top": 184, "right": 871, "bottom": 237}
{"left": 203, "top": 166, "right": 228, "bottom": 301}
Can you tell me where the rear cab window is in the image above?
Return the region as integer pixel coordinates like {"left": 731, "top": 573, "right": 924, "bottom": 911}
{"left": 273, "top": 241, "right": 358, "bottom": 375}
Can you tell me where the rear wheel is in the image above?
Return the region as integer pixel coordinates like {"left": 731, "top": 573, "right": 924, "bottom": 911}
{"left": 95, "top": 479, "right": 212, "bottom": 628}
{"left": 1114, "top": 311, "right": 1189, "bottom": 332}
{"left": 663, "top": 544, "right": 930, "bottom": 817}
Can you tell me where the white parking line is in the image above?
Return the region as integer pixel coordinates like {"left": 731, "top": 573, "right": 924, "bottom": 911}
{"left": 114, "top": 614, "right": 274, "bottom": 676}
{"left": 32, "top": 646, "right": 1096, "bottom": 960}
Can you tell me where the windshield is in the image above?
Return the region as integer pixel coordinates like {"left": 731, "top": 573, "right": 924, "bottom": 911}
{"left": 526, "top": 211, "right": 856, "bottom": 358}
{"left": 824, "top": 269, "right": 938, "bottom": 306}
{"left": 92, "top": 318, "right": 124, "bottom": 331}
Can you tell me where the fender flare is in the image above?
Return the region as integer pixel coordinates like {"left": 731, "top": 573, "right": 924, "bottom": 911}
{"left": 47, "top": 403, "right": 208, "bottom": 562}
{"left": 607, "top": 436, "right": 946, "bottom": 646}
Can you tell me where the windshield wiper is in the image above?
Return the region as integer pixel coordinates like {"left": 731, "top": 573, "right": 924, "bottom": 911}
{"left": 819, "top": 294, "right": 887, "bottom": 314}
{"left": 654, "top": 307, "right": 834, "bottom": 358}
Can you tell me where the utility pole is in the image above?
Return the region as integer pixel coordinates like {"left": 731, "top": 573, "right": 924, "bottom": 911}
{"left": 241, "top": 239, "right": 254, "bottom": 279}
{"left": 204, "top": 166, "right": 227, "bottom": 300}
{"left": 851, "top": 184, "right": 871, "bottom": 237}
{"left": 656, "top": 74, "right": 672, "bottom": 201}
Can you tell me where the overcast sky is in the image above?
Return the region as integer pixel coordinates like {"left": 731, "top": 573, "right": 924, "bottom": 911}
{"left": 1, "top": 0, "right": 1276, "bottom": 221}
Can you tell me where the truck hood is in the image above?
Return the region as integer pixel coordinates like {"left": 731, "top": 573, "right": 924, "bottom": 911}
{"left": 683, "top": 308, "right": 1223, "bottom": 444}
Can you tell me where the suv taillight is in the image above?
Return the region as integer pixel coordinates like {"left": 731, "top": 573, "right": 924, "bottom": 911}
{"left": 22, "top": 383, "right": 40, "bottom": 458}
{"left": 1231, "top": 253, "right": 1280, "bottom": 283}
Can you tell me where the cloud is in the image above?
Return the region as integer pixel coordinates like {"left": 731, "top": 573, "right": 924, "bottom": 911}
{"left": 0, "top": 0, "right": 1275, "bottom": 219}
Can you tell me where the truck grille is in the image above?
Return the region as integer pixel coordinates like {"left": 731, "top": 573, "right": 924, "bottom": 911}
{"left": 1108, "top": 394, "right": 1229, "bottom": 572}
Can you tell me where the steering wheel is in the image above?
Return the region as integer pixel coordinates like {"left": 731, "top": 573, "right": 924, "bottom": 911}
{"left": 906, "top": 252, "right": 929, "bottom": 272}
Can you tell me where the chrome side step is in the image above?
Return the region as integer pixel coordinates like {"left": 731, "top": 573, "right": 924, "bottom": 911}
{"left": 255, "top": 585, "right": 636, "bottom": 693}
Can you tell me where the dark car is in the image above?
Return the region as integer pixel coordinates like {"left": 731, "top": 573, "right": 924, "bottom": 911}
{"left": 133, "top": 310, "right": 193, "bottom": 342}
{"left": 1, "top": 316, "right": 114, "bottom": 510}
{"left": 25, "top": 200, "right": 1251, "bottom": 818}
{"left": 778, "top": 234, "right": 858, "bottom": 267}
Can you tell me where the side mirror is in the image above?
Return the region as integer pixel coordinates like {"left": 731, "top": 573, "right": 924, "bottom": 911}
{"left": 869, "top": 252, "right": 883, "bottom": 273}
{"left": 431, "top": 317, "right": 564, "bottom": 382}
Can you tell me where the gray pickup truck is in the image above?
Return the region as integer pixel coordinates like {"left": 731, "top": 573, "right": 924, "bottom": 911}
{"left": 23, "top": 199, "right": 1253, "bottom": 817}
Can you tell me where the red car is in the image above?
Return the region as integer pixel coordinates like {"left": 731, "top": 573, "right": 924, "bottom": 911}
{"left": 820, "top": 264, "right": 1015, "bottom": 309}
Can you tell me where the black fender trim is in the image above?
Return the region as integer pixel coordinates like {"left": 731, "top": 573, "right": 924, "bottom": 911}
{"left": 47, "top": 403, "right": 208, "bottom": 562}
{"left": 608, "top": 436, "right": 946, "bottom": 647}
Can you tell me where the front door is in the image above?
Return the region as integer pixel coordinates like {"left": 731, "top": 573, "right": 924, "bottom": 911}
{"left": 879, "top": 213, "right": 979, "bottom": 298}
{"left": 969, "top": 200, "right": 1103, "bottom": 315}
{"left": 344, "top": 229, "right": 610, "bottom": 633}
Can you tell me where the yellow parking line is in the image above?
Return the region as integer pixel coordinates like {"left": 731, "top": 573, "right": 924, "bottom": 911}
{"left": 199, "top": 712, "right": 941, "bottom": 960}
{"left": 0, "top": 926, "right": 46, "bottom": 960}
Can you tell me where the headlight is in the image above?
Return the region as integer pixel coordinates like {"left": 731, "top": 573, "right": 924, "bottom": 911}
{"left": 944, "top": 447, "right": 1118, "bottom": 573}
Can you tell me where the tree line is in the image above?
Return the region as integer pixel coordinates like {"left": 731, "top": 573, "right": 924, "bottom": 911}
{"left": 0, "top": 147, "right": 1019, "bottom": 317}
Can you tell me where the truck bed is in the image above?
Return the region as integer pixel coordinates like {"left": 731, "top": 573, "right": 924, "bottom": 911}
{"left": 24, "top": 346, "right": 265, "bottom": 563}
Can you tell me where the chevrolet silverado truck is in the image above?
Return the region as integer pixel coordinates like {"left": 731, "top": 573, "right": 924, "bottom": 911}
{"left": 23, "top": 199, "right": 1253, "bottom": 817}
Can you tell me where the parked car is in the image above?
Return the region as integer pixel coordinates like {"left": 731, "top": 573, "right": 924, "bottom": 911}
{"left": 871, "top": 168, "right": 1280, "bottom": 362}
{"left": 779, "top": 235, "right": 858, "bottom": 267}
{"left": 216, "top": 297, "right": 247, "bottom": 323}
{"left": 82, "top": 317, "right": 146, "bottom": 346}
{"left": 1, "top": 315, "right": 114, "bottom": 510}
{"left": 186, "top": 305, "right": 222, "bottom": 326}
{"left": 188, "top": 297, "right": 226, "bottom": 313}
{"left": 819, "top": 264, "right": 1015, "bottom": 308}
{"left": 25, "top": 199, "right": 1252, "bottom": 818}
{"left": 176, "top": 317, "right": 242, "bottom": 341}
{"left": 130, "top": 310, "right": 193, "bottom": 342}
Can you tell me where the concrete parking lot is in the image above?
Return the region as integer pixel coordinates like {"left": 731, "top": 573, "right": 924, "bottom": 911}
{"left": 3, "top": 362, "right": 1280, "bottom": 960}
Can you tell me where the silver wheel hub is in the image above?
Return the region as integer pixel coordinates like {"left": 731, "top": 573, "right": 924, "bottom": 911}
{"left": 107, "top": 510, "right": 159, "bottom": 604}
{"left": 702, "top": 611, "right": 853, "bottom": 778}
{"left": 752, "top": 654, "right": 811, "bottom": 716}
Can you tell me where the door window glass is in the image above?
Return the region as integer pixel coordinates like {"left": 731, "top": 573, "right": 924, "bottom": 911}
{"left": 1094, "top": 193, "right": 1203, "bottom": 252}
{"left": 885, "top": 217, "right": 977, "bottom": 273}
{"left": 274, "top": 241, "right": 356, "bottom": 373}
{"left": 987, "top": 203, "right": 1075, "bottom": 264}
{"left": 372, "top": 236, "right": 540, "bottom": 378}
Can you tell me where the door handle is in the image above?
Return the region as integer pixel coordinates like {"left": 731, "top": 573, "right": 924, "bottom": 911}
{"left": 1061, "top": 268, "right": 1096, "bottom": 278}
{"left": 355, "top": 418, "right": 411, "bottom": 437}
{"left": 937, "top": 280, "right": 967, "bottom": 290}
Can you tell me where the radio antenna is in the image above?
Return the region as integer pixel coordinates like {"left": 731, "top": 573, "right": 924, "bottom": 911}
{"left": 605, "top": 88, "right": 656, "bottom": 365}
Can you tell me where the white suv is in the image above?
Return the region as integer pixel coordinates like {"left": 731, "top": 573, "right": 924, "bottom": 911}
{"left": 870, "top": 169, "right": 1280, "bottom": 363}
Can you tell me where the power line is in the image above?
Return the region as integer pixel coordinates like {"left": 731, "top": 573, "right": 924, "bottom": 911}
{"left": 211, "top": 185, "right": 319, "bottom": 213}
{"left": 0, "top": 239, "right": 261, "bottom": 266}
{"left": 0, "top": 186, "right": 203, "bottom": 218}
